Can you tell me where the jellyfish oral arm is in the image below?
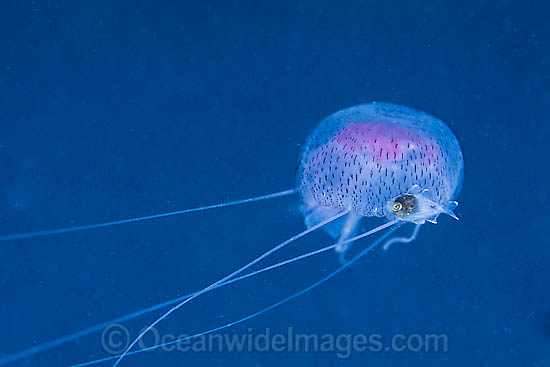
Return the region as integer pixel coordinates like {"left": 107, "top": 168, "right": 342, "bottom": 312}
{"left": 0, "top": 188, "right": 297, "bottom": 242}
{"left": 382, "top": 223, "right": 422, "bottom": 250}
{"left": 335, "top": 214, "right": 363, "bottom": 253}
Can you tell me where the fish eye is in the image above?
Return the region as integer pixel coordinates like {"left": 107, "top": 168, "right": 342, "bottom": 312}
{"left": 391, "top": 193, "right": 418, "bottom": 216}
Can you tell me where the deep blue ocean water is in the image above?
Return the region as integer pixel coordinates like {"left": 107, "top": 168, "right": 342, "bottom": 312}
{"left": 0, "top": 1, "right": 548, "bottom": 366}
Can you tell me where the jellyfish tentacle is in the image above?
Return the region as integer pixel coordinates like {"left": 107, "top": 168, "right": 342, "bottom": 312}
{"left": 445, "top": 201, "right": 459, "bottom": 220}
{"left": 0, "top": 189, "right": 297, "bottom": 241}
{"left": 382, "top": 223, "right": 422, "bottom": 251}
{"left": 111, "top": 210, "right": 349, "bottom": 367}
{"left": 0, "top": 241, "right": 337, "bottom": 366}
{"left": 68, "top": 224, "right": 400, "bottom": 367}
{"left": 0, "top": 220, "right": 399, "bottom": 366}
{"left": 0, "top": 237, "right": 336, "bottom": 366}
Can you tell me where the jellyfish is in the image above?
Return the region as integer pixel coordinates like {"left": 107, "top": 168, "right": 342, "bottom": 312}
{"left": 0, "top": 102, "right": 463, "bottom": 366}
{"left": 297, "top": 102, "right": 463, "bottom": 258}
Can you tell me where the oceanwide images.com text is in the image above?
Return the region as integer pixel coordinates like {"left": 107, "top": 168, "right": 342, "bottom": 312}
{"left": 102, "top": 324, "right": 449, "bottom": 359}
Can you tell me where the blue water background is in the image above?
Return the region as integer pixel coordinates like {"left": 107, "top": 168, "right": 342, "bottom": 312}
{"left": 0, "top": 1, "right": 548, "bottom": 366}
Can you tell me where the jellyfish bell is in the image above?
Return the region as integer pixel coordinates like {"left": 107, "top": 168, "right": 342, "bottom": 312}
{"left": 297, "top": 102, "right": 464, "bottom": 254}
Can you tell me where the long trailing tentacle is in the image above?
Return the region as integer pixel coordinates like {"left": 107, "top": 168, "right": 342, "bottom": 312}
{"left": 0, "top": 244, "right": 333, "bottom": 366}
{"left": 111, "top": 210, "right": 349, "bottom": 367}
{"left": 68, "top": 223, "right": 399, "bottom": 367}
{"left": 0, "top": 219, "right": 398, "bottom": 366}
{"left": 0, "top": 189, "right": 297, "bottom": 241}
